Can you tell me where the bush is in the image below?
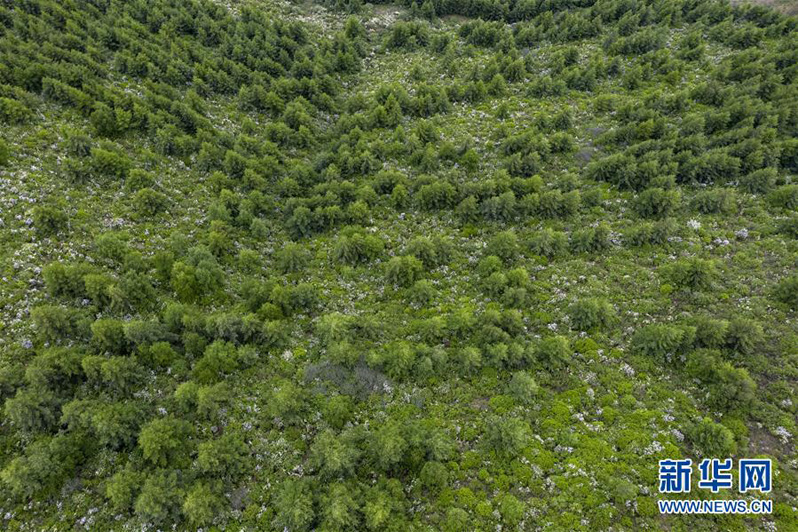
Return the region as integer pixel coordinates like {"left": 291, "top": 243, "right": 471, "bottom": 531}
{"left": 276, "top": 243, "right": 310, "bottom": 273}
{"left": 133, "top": 188, "right": 169, "bottom": 217}
{"left": 386, "top": 255, "right": 424, "bottom": 287}
{"left": 183, "top": 482, "right": 225, "bottom": 526}
{"left": 768, "top": 185, "right": 798, "bottom": 210}
{"left": 484, "top": 415, "right": 530, "bottom": 457}
{"left": 688, "top": 417, "right": 736, "bottom": 457}
{"left": 273, "top": 479, "right": 315, "bottom": 531}
{"left": 33, "top": 205, "right": 68, "bottom": 237}
{"left": 569, "top": 298, "right": 615, "bottom": 331}
{"left": 333, "top": 230, "right": 384, "bottom": 265}
{"left": 774, "top": 275, "right": 798, "bottom": 309}
{"left": 662, "top": 257, "right": 717, "bottom": 291}
{"left": 631, "top": 324, "right": 694, "bottom": 361}
{"left": 529, "top": 228, "right": 567, "bottom": 258}
{"left": 634, "top": 188, "right": 680, "bottom": 218}
{"left": 536, "top": 336, "right": 572, "bottom": 369}
{"left": 138, "top": 416, "right": 193, "bottom": 467}
{"left": 725, "top": 318, "right": 763, "bottom": 356}
{"left": 134, "top": 470, "right": 184, "bottom": 524}
{"left": 739, "top": 168, "right": 777, "bottom": 194}
{"left": 508, "top": 371, "right": 539, "bottom": 405}
{"left": 486, "top": 230, "right": 520, "bottom": 263}
{"left": 691, "top": 188, "right": 735, "bottom": 214}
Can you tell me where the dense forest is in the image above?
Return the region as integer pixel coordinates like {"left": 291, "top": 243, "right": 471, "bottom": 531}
{"left": 0, "top": 0, "right": 796, "bottom": 529}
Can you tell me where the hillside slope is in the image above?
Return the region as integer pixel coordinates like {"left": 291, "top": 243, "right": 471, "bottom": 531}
{"left": 0, "top": 0, "right": 797, "bottom": 530}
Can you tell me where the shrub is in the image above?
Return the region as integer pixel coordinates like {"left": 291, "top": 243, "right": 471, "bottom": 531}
{"left": 133, "top": 188, "right": 169, "bottom": 217}
{"left": 106, "top": 469, "right": 144, "bottom": 511}
{"left": 386, "top": 255, "right": 424, "bottom": 287}
{"left": 91, "top": 318, "right": 128, "bottom": 355}
{"left": 333, "top": 230, "right": 384, "bottom": 265}
{"left": 273, "top": 479, "right": 315, "bottom": 531}
{"left": 417, "top": 181, "right": 456, "bottom": 210}
{"left": 570, "top": 223, "right": 610, "bottom": 254}
{"left": 768, "top": 185, "right": 798, "bottom": 210}
{"left": 309, "top": 430, "right": 359, "bottom": 479}
{"left": 631, "top": 324, "right": 694, "bottom": 361}
{"left": 569, "top": 298, "right": 615, "bottom": 331}
{"left": 634, "top": 187, "right": 680, "bottom": 218}
{"left": 138, "top": 416, "right": 193, "bottom": 467}
{"left": 33, "top": 205, "right": 68, "bottom": 237}
{"left": 529, "top": 228, "right": 567, "bottom": 258}
{"left": 197, "top": 433, "right": 249, "bottom": 478}
{"left": 134, "top": 470, "right": 184, "bottom": 524}
{"left": 725, "top": 318, "right": 763, "bottom": 356}
{"left": 774, "top": 275, "right": 798, "bottom": 309}
{"left": 536, "top": 336, "right": 572, "bottom": 369}
{"left": 486, "top": 230, "right": 520, "bottom": 262}
{"left": 276, "top": 243, "right": 310, "bottom": 273}
{"left": 662, "top": 257, "right": 717, "bottom": 291}
{"left": 693, "top": 315, "right": 728, "bottom": 348}
{"left": 183, "top": 482, "right": 225, "bottom": 527}
{"left": 406, "top": 235, "right": 450, "bottom": 269}
{"left": 484, "top": 415, "right": 530, "bottom": 457}
{"left": 739, "top": 168, "right": 777, "bottom": 194}
{"left": 691, "top": 188, "right": 735, "bottom": 214}
{"left": 688, "top": 417, "right": 736, "bottom": 457}
{"left": 508, "top": 371, "right": 539, "bottom": 405}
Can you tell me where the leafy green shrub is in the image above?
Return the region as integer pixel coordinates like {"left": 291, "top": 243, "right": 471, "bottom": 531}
{"left": 133, "top": 188, "right": 169, "bottom": 217}
{"left": 484, "top": 415, "right": 530, "bottom": 457}
{"left": 106, "top": 469, "right": 144, "bottom": 511}
{"left": 570, "top": 223, "right": 610, "bottom": 254}
{"left": 386, "top": 255, "right": 424, "bottom": 287}
{"left": 634, "top": 187, "right": 680, "bottom": 218}
{"left": 276, "top": 242, "right": 310, "bottom": 273}
{"left": 631, "top": 324, "right": 694, "bottom": 361}
{"left": 138, "top": 417, "right": 194, "bottom": 467}
{"left": 273, "top": 479, "right": 315, "bottom": 531}
{"left": 529, "top": 228, "right": 568, "bottom": 258}
{"left": 134, "top": 470, "right": 184, "bottom": 524}
{"left": 725, "top": 318, "right": 763, "bottom": 356}
{"left": 33, "top": 204, "right": 68, "bottom": 237}
{"left": 0, "top": 138, "right": 9, "bottom": 166}
{"left": 661, "top": 257, "right": 717, "bottom": 291}
{"left": 508, "top": 371, "right": 539, "bottom": 405}
{"left": 693, "top": 315, "right": 728, "bottom": 348}
{"left": 688, "top": 417, "right": 736, "bottom": 457}
{"left": 768, "top": 185, "right": 798, "bottom": 210}
{"left": 691, "top": 188, "right": 736, "bottom": 214}
{"left": 569, "top": 298, "right": 615, "bottom": 331}
{"left": 333, "top": 229, "right": 384, "bottom": 265}
{"left": 739, "top": 167, "right": 777, "bottom": 194}
{"left": 183, "top": 481, "right": 225, "bottom": 527}
{"left": 774, "top": 275, "right": 798, "bottom": 309}
{"left": 486, "top": 230, "right": 520, "bottom": 262}
{"left": 536, "top": 336, "right": 572, "bottom": 369}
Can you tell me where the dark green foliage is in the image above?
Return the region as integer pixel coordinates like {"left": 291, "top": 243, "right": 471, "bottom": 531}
{"left": 631, "top": 324, "right": 694, "bottom": 362}
{"left": 662, "top": 257, "right": 718, "bottom": 291}
{"left": 138, "top": 417, "right": 194, "bottom": 467}
{"left": 386, "top": 255, "right": 424, "bottom": 287}
{"left": 569, "top": 298, "right": 615, "bottom": 331}
{"left": 33, "top": 204, "right": 68, "bottom": 237}
{"left": 774, "top": 275, "right": 798, "bottom": 309}
{"left": 688, "top": 417, "right": 736, "bottom": 457}
{"left": 634, "top": 188, "right": 680, "bottom": 218}
{"left": 333, "top": 229, "right": 384, "bottom": 265}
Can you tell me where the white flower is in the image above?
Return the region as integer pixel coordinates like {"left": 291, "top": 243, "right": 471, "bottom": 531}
{"left": 687, "top": 219, "right": 701, "bottom": 230}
